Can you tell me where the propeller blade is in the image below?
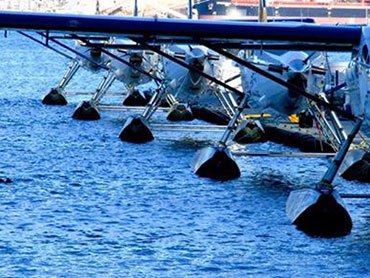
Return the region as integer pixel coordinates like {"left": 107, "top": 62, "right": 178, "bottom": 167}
{"left": 268, "top": 64, "right": 286, "bottom": 74}
{"left": 311, "top": 66, "right": 326, "bottom": 75}
{"left": 174, "top": 52, "right": 186, "bottom": 60}
{"left": 117, "top": 49, "right": 128, "bottom": 54}
{"left": 208, "top": 54, "right": 220, "bottom": 61}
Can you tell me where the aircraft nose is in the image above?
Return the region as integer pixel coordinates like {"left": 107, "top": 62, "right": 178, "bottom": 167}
{"left": 190, "top": 57, "right": 204, "bottom": 72}
{"left": 287, "top": 72, "right": 307, "bottom": 99}
{"left": 288, "top": 72, "right": 307, "bottom": 93}
{"left": 284, "top": 72, "right": 307, "bottom": 112}
{"left": 129, "top": 52, "right": 143, "bottom": 66}
{"left": 90, "top": 47, "right": 102, "bottom": 59}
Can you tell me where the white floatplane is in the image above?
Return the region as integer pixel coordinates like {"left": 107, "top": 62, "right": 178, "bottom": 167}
{"left": 0, "top": 11, "right": 370, "bottom": 237}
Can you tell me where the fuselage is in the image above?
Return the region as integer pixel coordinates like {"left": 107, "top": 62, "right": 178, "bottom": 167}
{"left": 162, "top": 45, "right": 222, "bottom": 104}
{"left": 75, "top": 43, "right": 110, "bottom": 72}
{"left": 239, "top": 50, "right": 326, "bottom": 117}
{"left": 110, "top": 48, "right": 158, "bottom": 88}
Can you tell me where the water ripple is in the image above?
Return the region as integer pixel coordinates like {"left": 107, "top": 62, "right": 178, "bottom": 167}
{"left": 0, "top": 33, "right": 368, "bottom": 278}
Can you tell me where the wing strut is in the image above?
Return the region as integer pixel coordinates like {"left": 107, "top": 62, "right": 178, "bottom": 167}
{"left": 17, "top": 31, "right": 74, "bottom": 61}
{"left": 37, "top": 32, "right": 109, "bottom": 70}
{"left": 318, "top": 118, "right": 363, "bottom": 191}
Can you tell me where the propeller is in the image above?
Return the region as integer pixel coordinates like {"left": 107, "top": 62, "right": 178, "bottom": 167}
{"left": 117, "top": 49, "right": 128, "bottom": 54}
{"left": 267, "top": 64, "right": 287, "bottom": 74}
{"left": 207, "top": 54, "right": 220, "bottom": 61}
{"left": 311, "top": 65, "right": 327, "bottom": 75}
{"left": 174, "top": 52, "right": 186, "bottom": 59}
{"left": 90, "top": 47, "right": 102, "bottom": 59}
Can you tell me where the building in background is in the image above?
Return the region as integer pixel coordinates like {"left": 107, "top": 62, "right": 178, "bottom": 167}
{"left": 194, "top": 0, "right": 370, "bottom": 24}
{"left": 0, "top": 0, "right": 190, "bottom": 17}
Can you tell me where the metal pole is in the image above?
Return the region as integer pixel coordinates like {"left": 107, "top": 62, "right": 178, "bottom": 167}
{"left": 220, "top": 94, "right": 248, "bottom": 145}
{"left": 59, "top": 61, "right": 81, "bottom": 89}
{"left": 188, "top": 0, "right": 192, "bottom": 19}
{"left": 134, "top": 0, "right": 138, "bottom": 16}
{"left": 318, "top": 118, "right": 363, "bottom": 190}
{"left": 37, "top": 32, "right": 109, "bottom": 70}
{"left": 17, "top": 31, "right": 74, "bottom": 60}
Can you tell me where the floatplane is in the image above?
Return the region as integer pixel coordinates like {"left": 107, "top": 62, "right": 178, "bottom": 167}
{"left": 0, "top": 8, "right": 369, "bottom": 237}
{"left": 39, "top": 36, "right": 163, "bottom": 115}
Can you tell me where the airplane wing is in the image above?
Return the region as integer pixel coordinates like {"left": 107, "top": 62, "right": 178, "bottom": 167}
{"left": 0, "top": 11, "right": 363, "bottom": 49}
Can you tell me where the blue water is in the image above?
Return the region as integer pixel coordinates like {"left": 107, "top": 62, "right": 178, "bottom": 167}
{"left": 0, "top": 33, "right": 369, "bottom": 278}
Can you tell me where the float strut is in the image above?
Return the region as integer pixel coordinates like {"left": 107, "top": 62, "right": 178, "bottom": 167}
{"left": 286, "top": 118, "right": 363, "bottom": 237}
{"left": 59, "top": 60, "right": 81, "bottom": 90}
{"left": 142, "top": 87, "right": 167, "bottom": 120}
{"left": 119, "top": 86, "right": 166, "bottom": 143}
{"left": 42, "top": 60, "right": 80, "bottom": 105}
{"left": 318, "top": 117, "right": 363, "bottom": 191}
{"left": 91, "top": 71, "right": 116, "bottom": 103}
{"left": 192, "top": 93, "right": 246, "bottom": 180}
{"left": 220, "top": 94, "right": 248, "bottom": 145}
